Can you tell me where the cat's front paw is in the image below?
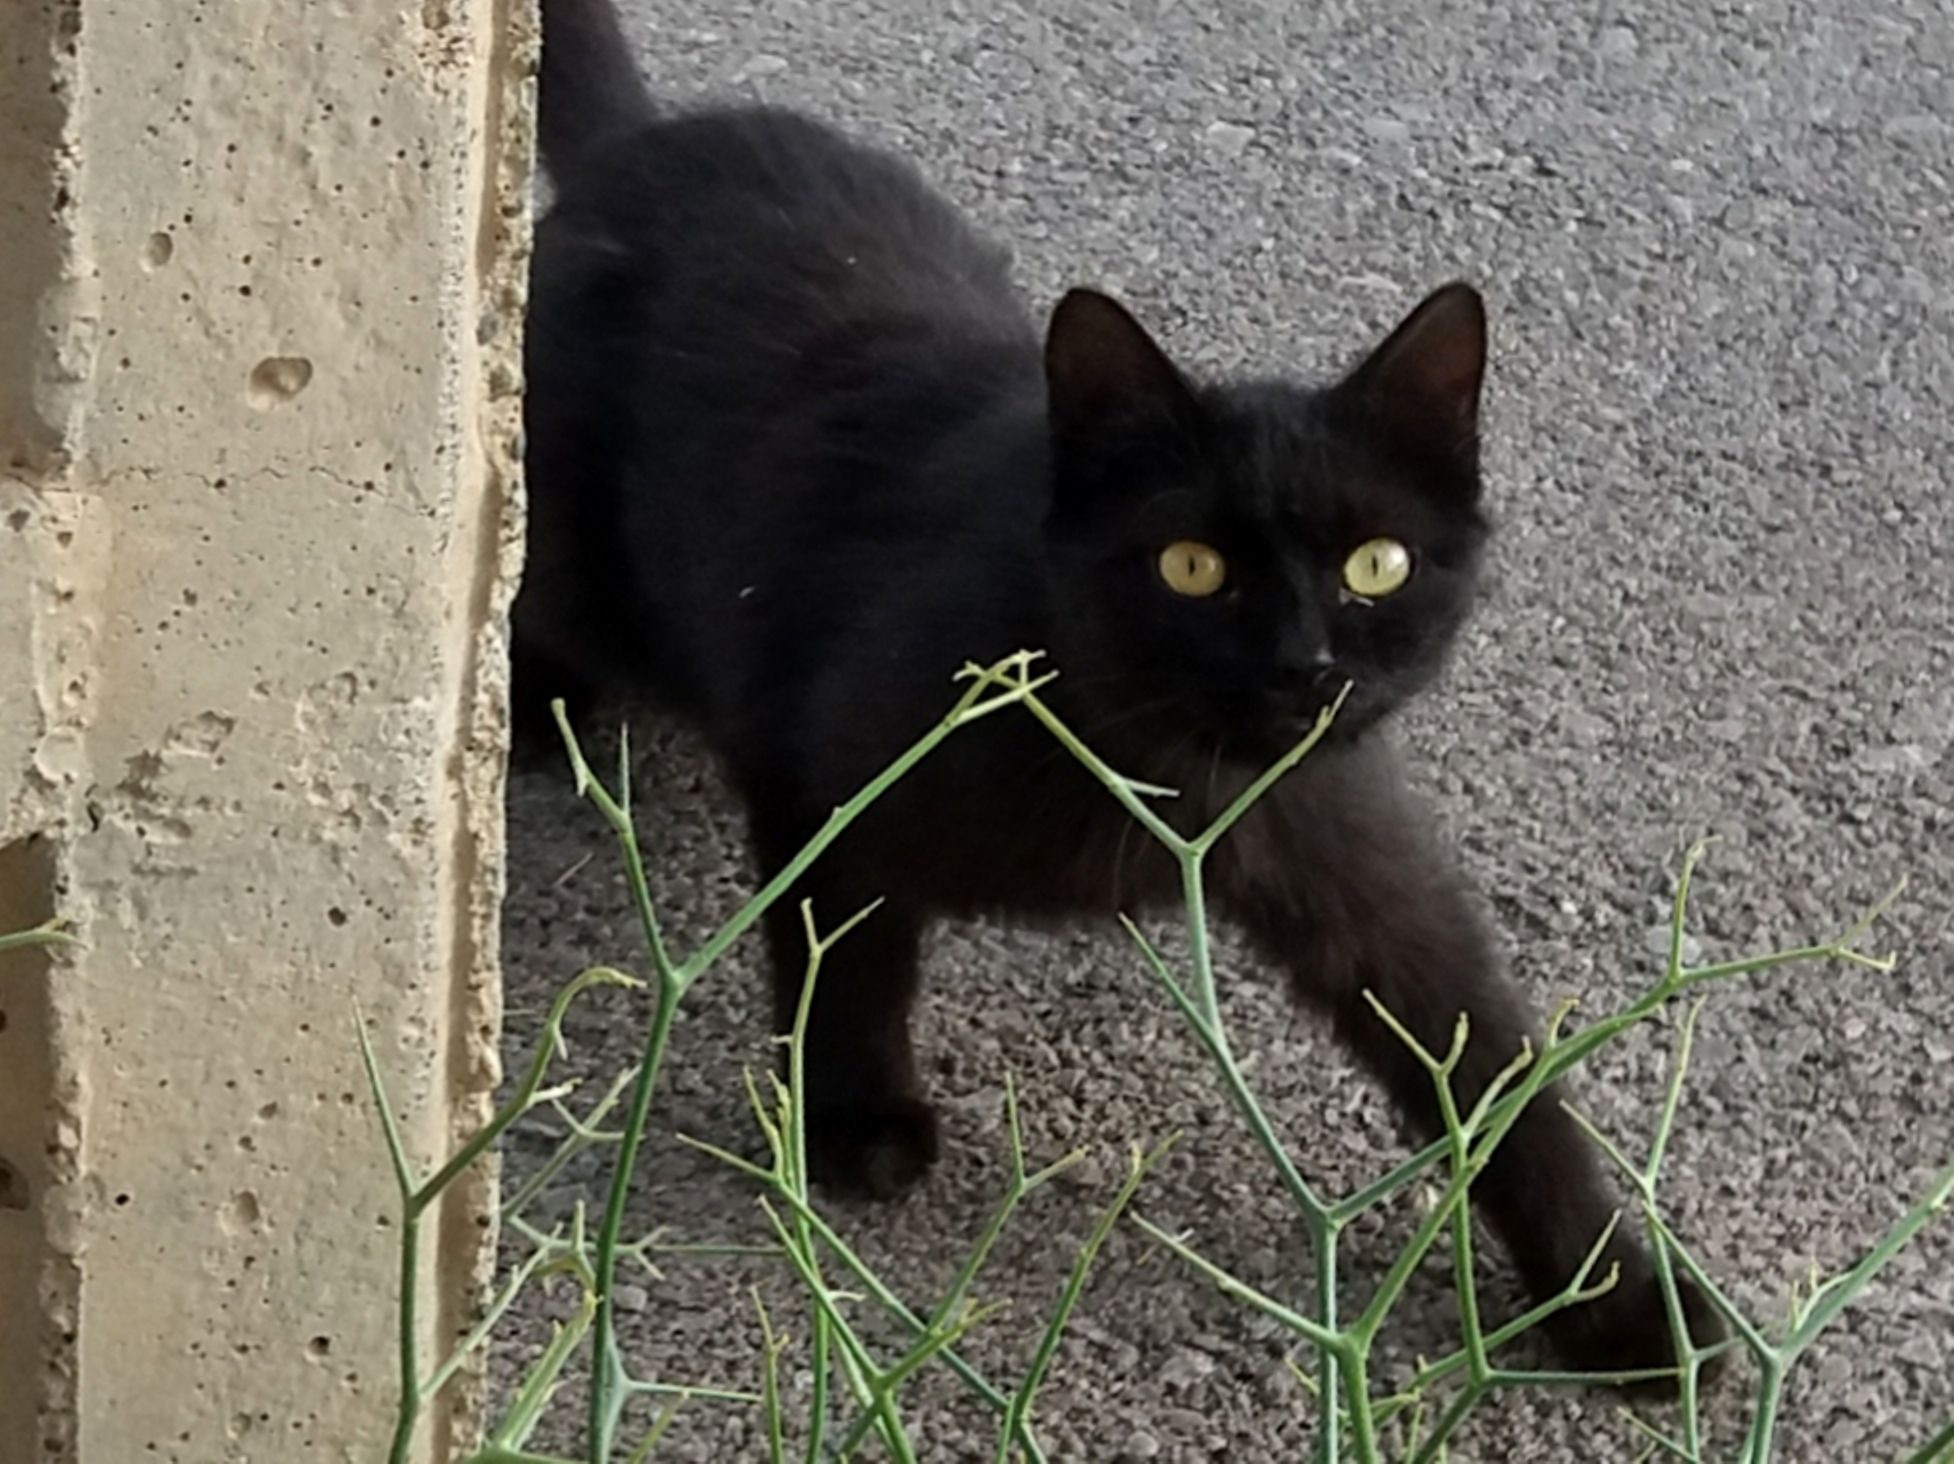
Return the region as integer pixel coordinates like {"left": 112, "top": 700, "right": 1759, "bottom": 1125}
{"left": 1548, "top": 1267, "right": 1730, "bottom": 1394}
{"left": 805, "top": 1093, "right": 940, "bottom": 1200}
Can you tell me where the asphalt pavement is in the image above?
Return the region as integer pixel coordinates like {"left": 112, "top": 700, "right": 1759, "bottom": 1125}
{"left": 499, "top": 1, "right": 1954, "bottom": 1457}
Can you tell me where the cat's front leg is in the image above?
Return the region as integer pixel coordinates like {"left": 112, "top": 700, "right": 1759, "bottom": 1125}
{"left": 1215, "top": 763, "right": 1724, "bottom": 1383}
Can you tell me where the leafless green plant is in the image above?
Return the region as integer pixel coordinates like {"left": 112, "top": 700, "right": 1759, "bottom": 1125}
{"left": 0, "top": 917, "right": 80, "bottom": 954}
{"left": 352, "top": 650, "right": 1953, "bottom": 1463}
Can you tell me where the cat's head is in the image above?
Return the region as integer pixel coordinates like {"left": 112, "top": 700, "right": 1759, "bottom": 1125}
{"left": 1040, "top": 282, "right": 1491, "bottom": 760}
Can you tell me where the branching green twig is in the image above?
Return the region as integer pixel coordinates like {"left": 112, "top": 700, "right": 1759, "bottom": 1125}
{"left": 359, "top": 651, "right": 1940, "bottom": 1464}
{"left": 363, "top": 964, "right": 637, "bottom": 1464}
{"left": 0, "top": 917, "right": 81, "bottom": 953}
{"left": 1565, "top": 887, "right": 1953, "bottom": 1464}
{"left": 993, "top": 1137, "right": 1177, "bottom": 1462}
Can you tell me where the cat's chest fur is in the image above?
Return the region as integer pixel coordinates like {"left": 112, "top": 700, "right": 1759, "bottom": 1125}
{"left": 794, "top": 714, "right": 1396, "bottom": 928}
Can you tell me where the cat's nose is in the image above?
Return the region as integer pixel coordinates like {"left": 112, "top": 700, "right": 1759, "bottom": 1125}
{"left": 1269, "top": 654, "right": 1338, "bottom": 704}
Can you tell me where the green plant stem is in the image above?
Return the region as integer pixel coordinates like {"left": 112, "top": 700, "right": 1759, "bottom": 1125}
{"left": 621, "top": 1402, "right": 687, "bottom": 1464}
{"left": 1367, "top": 1227, "right": 1629, "bottom": 1432}
{"left": 1406, "top": 1385, "right": 1481, "bottom": 1464}
{"left": 754, "top": 1290, "right": 788, "bottom": 1464}
{"left": 787, "top": 902, "right": 869, "bottom": 1464}
{"left": 1315, "top": 1220, "right": 1342, "bottom": 1464}
{"left": 1120, "top": 917, "right": 1328, "bottom": 1221}
{"left": 371, "top": 960, "right": 629, "bottom": 1462}
{"left": 426, "top": 967, "right": 639, "bottom": 1204}
{"left": 488, "top": 1292, "right": 599, "bottom": 1452}
{"left": 1187, "top": 683, "right": 1349, "bottom": 858}
{"left": 1905, "top": 1412, "right": 1954, "bottom": 1464}
{"left": 552, "top": 671, "right": 1042, "bottom": 1461}
{"left": 676, "top": 659, "right": 1052, "bottom": 985}
{"left": 1332, "top": 881, "right": 1899, "bottom": 1230}
{"left": 829, "top": 1077, "right": 1085, "bottom": 1457}
{"left": 587, "top": 977, "right": 680, "bottom": 1459}
{"left": 1618, "top": 1407, "right": 1696, "bottom": 1463}
{"left": 993, "top": 1139, "right": 1174, "bottom": 1463}
{"left": 388, "top": 1190, "right": 424, "bottom": 1464}
{"left": 507, "top": 1063, "right": 641, "bottom": 1222}
{"left": 833, "top": 1302, "right": 1009, "bottom": 1459}
{"left": 929, "top": 1076, "right": 1083, "bottom": 1337}
{"left": 357, "top": 1009, "right": 426, "bottom": 1464}
{"left": 684, "top": 1132, "right": 1047, "bottom": 1458}
{"left": 427, "top": 1244, "right": 556, "bottom": 1399}
{"left": 1349, "top": 1008, "right": 1545, "bottom": 1356}
{"left": 759, "top": 1199, "right": 920, "bottom": 1463}
{"left": 0, "top": 917, "right": 80, "bottom": 953}
{"left": 1133, "top": 1218, "right": 1341, "bottom": 1348}
{"left": 1786, "top": 1154, "right": 1954, "bottom": 1351}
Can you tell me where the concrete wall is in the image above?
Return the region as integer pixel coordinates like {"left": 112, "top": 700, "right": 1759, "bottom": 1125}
{"left": 0, "top": 0, "right": 533, "bottom": 1458}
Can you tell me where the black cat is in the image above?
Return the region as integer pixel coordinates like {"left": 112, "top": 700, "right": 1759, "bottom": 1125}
{"left": 516, "top": 0, "right": 1722, "bottom": 1378}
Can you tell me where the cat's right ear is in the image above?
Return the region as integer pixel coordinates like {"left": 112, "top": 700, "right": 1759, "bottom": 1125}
{"left": 1044, "top": 289, "right": 1201, "bottom": 444}
{"left": 1340, "top": 281, "right": 1487, "bottom": 465}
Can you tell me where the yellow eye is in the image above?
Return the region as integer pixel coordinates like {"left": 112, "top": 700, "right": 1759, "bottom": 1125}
{"left": 1158, "top": 540, "right": 1227, "bottom": 597}
{"left": 1342, "top": 537, "right": 1412, "bottom": 599}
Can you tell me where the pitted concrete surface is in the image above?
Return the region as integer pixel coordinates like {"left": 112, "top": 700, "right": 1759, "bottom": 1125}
{"left": 499, "top": 2, "right": 1954, "bottom": 1457}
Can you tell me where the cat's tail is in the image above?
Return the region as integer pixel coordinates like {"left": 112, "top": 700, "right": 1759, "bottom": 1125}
{"left": 537, "top": 0, "right": 656, "bottom": 174}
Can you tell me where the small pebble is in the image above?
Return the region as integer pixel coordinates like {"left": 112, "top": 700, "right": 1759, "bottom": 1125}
{"left": 1204, "top": 121, "right": 1255, "bottom": 155}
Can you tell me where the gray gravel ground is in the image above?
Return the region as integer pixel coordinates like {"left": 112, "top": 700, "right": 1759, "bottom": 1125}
{"left": 498, "top": 1, "right": 1954, "bottom": 1458}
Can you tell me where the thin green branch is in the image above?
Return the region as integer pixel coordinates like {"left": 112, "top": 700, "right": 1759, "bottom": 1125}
{"left": 787, "top": 900, "right": 850, "bottom": 1463}
{"left": 425, "top": 1243, "right": 557, "bottom": 1400}
{"left": 1905, "top": 1412, "right": 1954, "bottom": 1464}
{"left": 1334, "top": 871, "right": 1901, "bottom": 1231}
{"left": 1404, "top": 1385, "right": 1481, "bottom": 1464}
{"left": 754, "top": 1290, "right": 788, "bottom": 1464}
{"left": 587, "top": 976, "right": 680, "bottom": 1460}
{"left": 621, "top": 1401, "right": 687, "bottom": 1464}
{"left": 355, "top": 1005, "right": 417, "bottom": 1199}
{"left": 834, "top": 1300, "right": 1011, "bottom": 1461}
{"left": 1368, "top": 1218, "right": 1623, "bottom": 1432}
{"left": 994, "top": 1138, "right": 1176, "bottom": 1462}
{"left": 928, "top": 1077, "right": 1083, "bottom": 1336}
{"left": 759, "top": 1200, "right": 919, "bottom": 1463}
{"left": 1120, "top": 915, "right": 1329, "bottom": 1220}
{"left": 0, "top": 917, "right": 82, "bottom": 953}
{"left": 1618, "top": 1406, "right": 1699, "bottom": 1463}
{"left": 1188, "top": 683, "right": 1350, "bottom": 856}
{"left": 678, "top": 1136, "right": 1047, "bottom": 1461}
{"left": 1133, "top": 1217, "right": 1343, "bottom": 1352}
{"left": 358, "top": 1004, "right": 426, "bottom": 1464}
{"left": 1785, "top": 1154, "right": 1954, "bottom": 1351}
{"left": 678, "top": 656, "right": 1053, "bottom": 984}
{"left": 506, "top": 1063, "right": 642, "bottom": 1222}
{"left": 488, "top": 1290, "right": 599, "bottom": 1452}
{"left": 617, "top": 1379, "right": 766, "bottom": 1407}
{"left": 419, "top": 967, "right": 639, "bottom": 1209}
{"left": 552, "top": 705, "right": 677, "bottom": 985}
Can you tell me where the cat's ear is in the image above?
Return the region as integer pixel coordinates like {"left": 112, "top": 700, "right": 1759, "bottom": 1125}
{"left": 1341, "top": 282, "right": 1486, "bottom": 461}
{"left": 1044, "top": 289, "right": 1200, "bottom": 440}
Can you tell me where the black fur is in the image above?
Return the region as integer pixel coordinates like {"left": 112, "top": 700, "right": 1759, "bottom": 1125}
{"left": 516, "top": 0, "right": 1724, "bottom": 1380}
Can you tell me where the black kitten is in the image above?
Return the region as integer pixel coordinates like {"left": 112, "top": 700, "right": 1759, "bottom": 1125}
{"left": 517, "top": 0, "right": 1723, "bottom": 1379}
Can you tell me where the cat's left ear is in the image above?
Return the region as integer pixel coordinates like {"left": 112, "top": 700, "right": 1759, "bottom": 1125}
{"left": 1340, "top": 282, "right": 1486, "bottom": 462}
{"left": 1044, "top": 288, "right": 1202, "bottom": 443}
